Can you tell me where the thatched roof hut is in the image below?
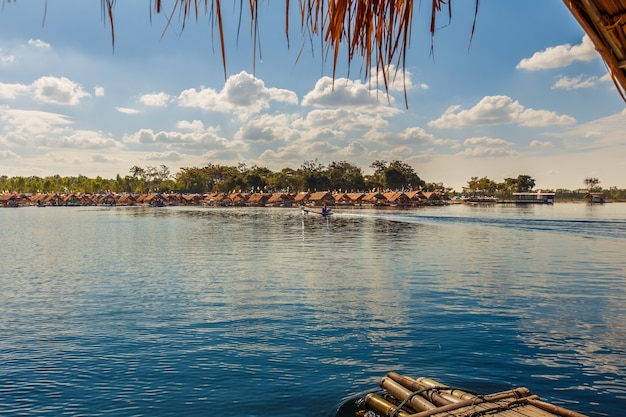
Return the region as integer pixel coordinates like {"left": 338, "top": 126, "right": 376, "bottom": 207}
{"left": 267, "top": 192, "right": 294, "bottom": 207}
{"left": 293, "top": 192, "right": 310, "bottom": 204}
{"left": 563, "top": 0, "right": 626, "bottom": 99}
{"left": 308, "top": 191, "right": 334, "bottom": 205}
{"left": 246, "top": 193, "right": 270, "bottom": 206}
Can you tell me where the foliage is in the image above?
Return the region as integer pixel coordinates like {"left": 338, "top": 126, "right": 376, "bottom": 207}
{"left": 583, "top": 177, "right": 600, "bottom": 191}
{"left": 1, "top": 159, "right": 428, "bottom": 194}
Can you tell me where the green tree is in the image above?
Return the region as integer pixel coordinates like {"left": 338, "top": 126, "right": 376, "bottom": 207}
{"left": 466, "top": 176, "right": 497, "bottom": 196}
{"left": 516, "top": 175, "right": 535, "bottom": 192}
{"left": 298, "top": 159, "right": 330, "bottom": 191}
{"left": 583, "top": 177, "right": 600, "bottom": 191}
{"left": 326, "top": 161, "right": 365, "bottom": 192}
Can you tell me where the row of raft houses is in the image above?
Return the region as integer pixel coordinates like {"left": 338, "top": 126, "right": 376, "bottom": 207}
{"left": 0, "top": 190, "right": 451, "bottom": 208}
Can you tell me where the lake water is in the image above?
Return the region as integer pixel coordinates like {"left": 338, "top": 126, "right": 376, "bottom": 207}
{"left": 1, "top": 203, "right": 625, "bottom": 416}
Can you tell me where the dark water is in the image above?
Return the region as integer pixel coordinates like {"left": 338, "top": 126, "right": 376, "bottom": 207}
{"left": 0, "top": 203, "right": 625, "bottom": 416}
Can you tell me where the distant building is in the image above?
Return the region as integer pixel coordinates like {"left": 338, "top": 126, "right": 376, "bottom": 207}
{"left": 512, "top": 192, "right": 555, "bottom": 204}
{"left": 586, "top": 192, "right": 605, "bottom": 204}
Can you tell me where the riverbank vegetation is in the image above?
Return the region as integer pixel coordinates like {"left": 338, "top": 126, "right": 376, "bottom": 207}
{"left": 2, "top": 160, "right": 625, "bottom": 201}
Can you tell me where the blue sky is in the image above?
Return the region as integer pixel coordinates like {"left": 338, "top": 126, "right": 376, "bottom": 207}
{"left": 0, "top": 1, "right": 624, "bottom": 192}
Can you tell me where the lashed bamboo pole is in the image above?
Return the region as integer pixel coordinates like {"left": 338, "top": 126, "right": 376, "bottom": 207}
{"left": 362, "top": 393, "right": 412, "bottom": 417}
{"left": 415, "top": 377, "right": 466, "bottom": 403}
{"left": 386, "top": 372, "right": 452, "bottom": 406}
{"left": 379, "top": 376, "right": 437, "bottom": 412}
{"left": 406, "top": 394, "right": 541, "bottom": 417}
{"left": 526, "top": 397, "right": 589, "bottom": 417}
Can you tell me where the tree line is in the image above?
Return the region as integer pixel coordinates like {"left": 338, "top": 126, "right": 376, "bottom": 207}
{"left": 3, "top": 163, "right": 625, "bottom": 201}
{"left": 0, "top": 160, "right": 428, "bottom": 195}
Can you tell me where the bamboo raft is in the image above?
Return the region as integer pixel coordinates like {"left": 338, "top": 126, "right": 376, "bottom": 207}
{"left": 350, "top": 372, "right": 587, "bottom": 417}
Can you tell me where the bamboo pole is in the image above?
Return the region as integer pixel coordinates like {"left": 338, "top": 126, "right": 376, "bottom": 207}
{"left": 386, "top": 372, "right": 452, "bottom": 406}
{"left": 380, "top": 377, "right": 437, "bottom": 412}
{"left": 526, "top": 398, "right": 589, "bottom": 417}
{"left": 415, "top": 377, "right": 465, "bottom": 403}
{"left": 363, "top": 393, "right": 411, "bottom": 417}
{"left": 406, "top": 394, "right": 540, "bottom": 417}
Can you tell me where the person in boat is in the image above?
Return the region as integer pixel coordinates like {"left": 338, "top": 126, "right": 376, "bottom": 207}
{"left": 322, "top": 203, "right": 328, "bottom": 214}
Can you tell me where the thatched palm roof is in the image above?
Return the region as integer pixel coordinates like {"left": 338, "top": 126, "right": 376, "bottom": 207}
{"left": 97, "top": 1, "right": 626, "bottom": 100}
{"left": 563, "top": 0, "right": 626, "bottom": 99}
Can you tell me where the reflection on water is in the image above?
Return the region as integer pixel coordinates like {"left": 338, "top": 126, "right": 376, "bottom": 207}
{"left": 0, "top": 204, "right": 625, "bottom": 416}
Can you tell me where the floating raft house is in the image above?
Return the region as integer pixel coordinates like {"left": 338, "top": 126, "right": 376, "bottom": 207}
{"left": 352, "top": 372, "right": 586, "bottom": 417}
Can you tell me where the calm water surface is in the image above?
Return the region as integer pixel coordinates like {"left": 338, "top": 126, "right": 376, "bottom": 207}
{"left": 1, "top": 203, "right": 625, "bottom": 416}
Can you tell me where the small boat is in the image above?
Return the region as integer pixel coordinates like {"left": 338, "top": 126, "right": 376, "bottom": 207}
{"left": 301, "top": 206, "right": 332, "bottom": 216}
{"left": 334, "top": 372, "right": 588, "bottom": 417}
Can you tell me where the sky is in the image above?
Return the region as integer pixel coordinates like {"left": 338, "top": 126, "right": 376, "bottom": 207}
{"left": 0, "top": 1, "right": 624, "bottom": 192}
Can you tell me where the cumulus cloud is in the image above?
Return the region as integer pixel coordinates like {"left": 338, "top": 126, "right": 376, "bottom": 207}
{"left": 177, "top": 120, "right": 208, "bottom": 132}
{"left": 364, "top": 126, "right": 456, "bottom": 147}
{"left": 371, "top": 64, "right": 427, "bottom": 92}
{"left": 301, "top": 76, "right": 401, "bottom": 116}
{"left": 178, "top": 71, "right": 298, "bottom": 120}
{"left": 31, "top": 76, "right": 90, "bottom": 105}
{"left": 293, "top": 108, "right": 388, "bottom": 131}
{"left": 517, "top": 35, "right": 597, "bottom": 70}
{"left": 399, "top": 127, "right": 457, "bottom": 146}
{"left": 124, "top": 127, "right": 246, "bottom": 152}
{"left": 428, "top": 95, "right": 576, "bottom": 128}
{"left": 57, "top": 130, "right": 122, "bottom": 150}
{"left": 457, "top": 136, "right": 518, "bottom": 158}
{"left": 94, "top": 86, "right": 105, "bottom": 97}
{"left": 234, "top": 114, "right": 300, "bottom": 143}
{"left": 28, "top": 39, "right": 50, "bottom": 49}
{"left": 140, "top": 92, "right": 171, "bottom": 107}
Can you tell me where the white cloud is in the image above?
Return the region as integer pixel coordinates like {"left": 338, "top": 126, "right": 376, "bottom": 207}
{"left": 530, "top": 140, "right": 553, "bottom": 147}
{"left": 177, "top": 120, "right": 207, "bottom": 132}
{"left": 144, "top": 151, "right": 184, "bottom": 161}
{"left": 92, "top": 154, "right": 119, "bottom": 163}
{"left": 553, "top": 75, "right": 600, "bottom": 90}
{"left": 0, "top": 82, "right": 29, "bottom": 99}
{"left": 178, "top": 71, "right": 298, "bottom": 120}
{"left": 31, "top": 76, "right": 90, "bottom": 105}
{"left": 555, "top": 108, "right": 626, "bottom": 149}
{"left": 115, "top": 107, "right": 140, "bottom": 114}
{"left": 57, "top": 130, "right": 122, "bottom": 150}
{"left": 0, "top": 150, "right": 20, "bottom": 160}
{"left": 140, "top": 92, "right": 171, "bottom": 107}
{"left": 428, "top": 95, "right": 576, "bottom": 128}
{"left": 371, "top": 64, "right": 427, "bottom": 92}
{"left": 301, "top": 76, "right": 401, "bottom": 116}
{"left": 517, "top": 35, "right": 598, "bottom": 70}
{"left": 399, "top": 127, "right": 457, "bottom": 146}
{"left": 457, "top": 136, "right": 518, "bottom": 158}
{"left": 364, "top": 127, "right": 457, "bottom": 147}
{"left": 0, "top": 49, "right": 15, "bottom": 63}
{"left": 0, "top": 107, "right": 123, "bottom": 154}
{"left": 123, "top": 127, "right": 246, "bottom": 152}
{"left": 28, "top": 39, "right": 51, "bottom": 49}
{"left": 235, "top": 114, "right": 300, "bottom": 143}
{"left": 0, "top": 107, "right": 73, "bottom": 133}
{"left": 94, "top": 86, "right": 105, "bottom": 97}
{"left": 293, "top": 108, "right": 388, "bottom": 131}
